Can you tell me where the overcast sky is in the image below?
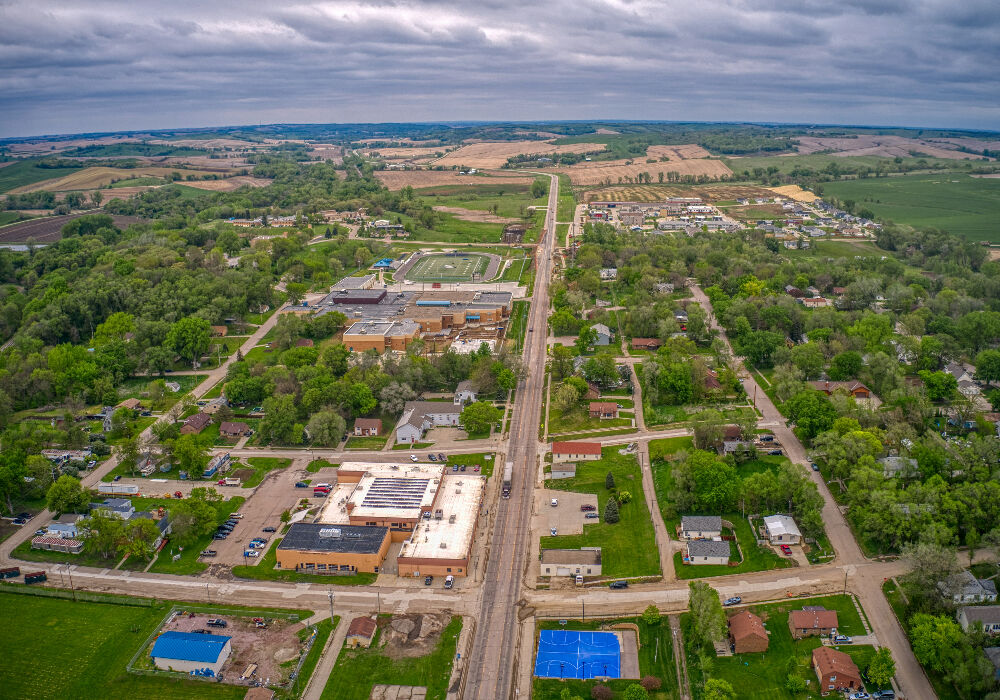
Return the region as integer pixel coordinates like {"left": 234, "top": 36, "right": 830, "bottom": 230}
{"left": 2, "top": 0, "right": 999, "bottom": 138}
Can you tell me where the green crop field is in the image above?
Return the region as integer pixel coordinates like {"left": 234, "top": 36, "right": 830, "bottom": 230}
{"left": 405, "top": 252, "right": 490, "bottom": 282}
{"left": 821, "top": 173, "right": 1000, "bottom": 241}
{"left": 0, "top": 590, "right": 244, "bottom": 699}
{"left": 0, "top": 159, "right": 85, "bottom": 194}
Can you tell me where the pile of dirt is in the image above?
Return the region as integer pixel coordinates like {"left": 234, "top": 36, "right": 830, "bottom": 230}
{"left": 379, "top": 613, "right": 448, "bottom": 659}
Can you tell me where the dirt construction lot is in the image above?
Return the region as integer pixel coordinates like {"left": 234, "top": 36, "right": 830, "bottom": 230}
{"left": 376, "top": 170, "right": 535, "bottom": 190}
{"left": 432, "top": 140, "right": 607, "bottom": 169}
{"left": 431, "top": 205, "right": 519, "bottom": 224}
{"left": 160, "top": 610, "right": 307, "bottom": 685}
{"left": 551, "top": 157, "right": 731, "bottom": 186}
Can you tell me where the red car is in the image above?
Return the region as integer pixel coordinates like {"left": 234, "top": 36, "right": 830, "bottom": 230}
{"left": 780, "top": 544, "right": 792, "bottom": 555}
{"left": 580, "top": 505, "right": 596, "bottom": 512}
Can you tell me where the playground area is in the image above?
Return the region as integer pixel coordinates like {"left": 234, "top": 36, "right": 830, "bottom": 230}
{"left": 534, "top": 629, "right": 629, "bottom": 680}
{"left": 402, "top": 252, "right": 497, "bottom": 282}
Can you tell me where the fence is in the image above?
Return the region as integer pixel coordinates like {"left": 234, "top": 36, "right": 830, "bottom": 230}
{"left": 0, "top": 581, "right": 155, "bottom": 607}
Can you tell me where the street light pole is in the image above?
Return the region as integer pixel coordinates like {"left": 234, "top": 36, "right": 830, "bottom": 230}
{"left": 328, "top": 588, "right": 335, "bottom": 622}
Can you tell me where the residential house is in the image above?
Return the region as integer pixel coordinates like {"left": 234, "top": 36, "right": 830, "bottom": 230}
{"left": 655, "top": 283, "right": 675, "bottom": 294}
{"left": 879, "top": 455, "right": 917, "bottom": 478}
{"left": 31, "top": 535, "right": 84, "bottom": 554}
{"left": 588, "top": 402, "right": 619, "bottom": 419}
{"left": 800, "top": 297, "right": 832, "bottom": 308}
{"left": 985, "top": 648, "right": 1000, "bottom": 682}
{"left": 631, "top": 338, "right": 662, "bottom": 351}
{"left": 219, "top": 421, "right": 251, "bottom": 439}
{"left": 685, "top": 540, "right": 730, "bottom": 565}
{"left": 785, "top": 285, "right": 805, "bottom": 298}
{"left": 116, "top": 398, "right": 143, "bottom": 411}
{"left": 808, "top": 380, "right": 873, "bottom": 400}
{"left": 599, "top": 268, "right": 618, "bottom": 281}
{"left": 680, "top": 515, "right": 722, "bottom": 540}
{"left": 180, "top": 412, "right": 212, "bottom": 435}
{"left": 762, "top": 514, "right": 802, "bottom": 545}
{"left": 812, "top": 647, "right": 862, "bottom": 696}
{"left": 552, "top": 441, "right": 603, "bottom": 463}
{"left": 591, "top": 323, "right": 612, "bottom": 346}
{"left": 939, "top": 570, "right": 998, "bottom": 604}
{"left": 345, "top": 617, "right": 378, "bottom": 649}
{"left": 674, "top": 310, "right": 688, "bottom": 323}
{"left": 728, "top": 610, "right": 769, "bottom": 653}
{"left": 164, "top": 381, "right": 181, "bottom": 393}
{"left": 550, "top": 463, "right": 577, "bottom": 480}
{"left": 789, "top": 608, "right": 839, "bottom": 639}
{"left": 210, "top": 325, "right": 228, "bottom": 337}
{"left": 91, "top": 498, "right": 135, "bottom": 519}
{"left": 353, "top": 418, "right": 382, "bottom": 437}
{"left": 584, "top": 382, "right": 601, "bottom": 400}
{"left": 133, "top": 510, "right": 172, "bottom": 549}
{"left": 958, "top": 606, "right": 1000, "bottom": 633}
{"left": 201, "top": 397, "right": 229, "bottom": 415}
{"left": 46, "top": 514, "right": 83, "bottom": 539}
{"left": 394, "top": 401, "right": 463, "bottom": 444}
{"left": 540, "top": 548, "right": 602, "bottom": 577}
{"left": 703, "top": 369, "right": 722, "bottom": 391}
{"left": 454, "top": 380, "right": 477, "bottom": 405}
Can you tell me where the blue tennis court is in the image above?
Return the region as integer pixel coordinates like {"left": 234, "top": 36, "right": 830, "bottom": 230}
{"left": 534, "top": 630, "right": 621, "bottom": 679}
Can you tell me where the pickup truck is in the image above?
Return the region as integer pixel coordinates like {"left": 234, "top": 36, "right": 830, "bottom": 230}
{"left": 206, "top": 618, "right": 228, "bottom": 628}
{"left": 200, "top": 550, "right": 218, "bottom": 557}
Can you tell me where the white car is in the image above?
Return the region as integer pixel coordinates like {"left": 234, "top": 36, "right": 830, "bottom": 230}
{"left": 550, "top": 498, "right": 558, "bottom": 507}
{"left": 243, "top": 550, "right": 260, "bottom": 558}
{"left": 410, "top": 454, "right": 418, "bottom": 462}
{"left": 315, "top": 483, "right": 331, "bottom": 489}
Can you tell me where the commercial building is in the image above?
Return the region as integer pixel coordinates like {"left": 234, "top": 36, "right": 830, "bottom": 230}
{"left": 762, "top": 514, "right": 802, "bottom": 545}
{"left": 728, "top": 610, "right": 768, "bottom": 654}
{"left": 151, "top": 631, "right": 232, "bottom": 674}
{"left": 275, "top": 523, "right": 391, "bottom": 574}
{"left": 551, "top": 441, "right": 602, "bottom": 463}
{"left": 812, "top": 647, "right": 862, "bottom": 696}
{"left": 540, "top": 548, "right": 602, "bottom": 577}
{"left": 343, "top": 320, "right": 421, "bottom": 353}
{"left": 788, "top": 609, "right": 839, "bottom": 639}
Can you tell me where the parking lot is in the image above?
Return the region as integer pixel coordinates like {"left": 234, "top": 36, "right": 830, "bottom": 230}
{"left": 534, "top": 488, "right": 599, "bottom": 537}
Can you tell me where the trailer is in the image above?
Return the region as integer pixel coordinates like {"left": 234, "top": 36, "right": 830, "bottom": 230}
{"left": 24, "top": 571, "right": 47, "bottom": 584}
{"left": 0, "top": 566, "right": 20, "bottom": 579}
{"left": 502, "top": 461, "right": 513, "bottom": 499}
{"left": 97, "top": 482, "right": 139, "bottom": 496}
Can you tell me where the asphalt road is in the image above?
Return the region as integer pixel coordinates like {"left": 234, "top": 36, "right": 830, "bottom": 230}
{"left": 464, "top": 174, "right": 559, "bottom": 700}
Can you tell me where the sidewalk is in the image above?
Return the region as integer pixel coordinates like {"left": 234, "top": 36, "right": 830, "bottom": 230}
{"left": 302, "top": 613, "right": 348, "bottom": 700}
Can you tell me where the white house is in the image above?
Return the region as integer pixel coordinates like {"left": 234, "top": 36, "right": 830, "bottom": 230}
{"left": 939, "top": 571, "right": 998, "bottom": 604}
{"left": 599, "top": 268, "right": 618, "bottom": 281}
{"left": 551, "top": 441, "right": 603, "bottom": 463}
{"left": 957, "top": 607, "right": 1000, "bottom": 634}
{"left": 686, "top": 540, "right": 730, "bottom": 565}
{"left": 395, "top": 401, "right": 463, "bottom": 444}
{"left": 879, "top": 455, "right": 917, "bottom": 478}
{"left": 591, "top": 323, "right": 612, "bottom": 346}
{"left": 540, "top": 548, "right": 602, "bottom": 577}
{"left": 550, "top": 464, "right": 577, "bottom": 480}
{"left": 46, "top": 514, "right": 83, "bottom": 539}
{"left": 763, "top": 514, "right": 802, "bottom": 544}
{"left": 454, "top": 381, "right": 477, "bottom": 405}
{"left": 680, "top": 515, "right": 722, "bottom": 540}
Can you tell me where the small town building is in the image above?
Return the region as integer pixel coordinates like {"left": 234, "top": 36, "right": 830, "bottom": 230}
{"left": 180, "top": 412, "right": 212, "bottom": 435}
{"left": 728, "top": 610, "right": 768, "bottom": 654}
{"left": 201, "top": 397, "right": 229, "bottom": 415}
{"left": 685, "top": 540, "right": 730, "bottom": 565}
{"left": 219, "top": 422, "right": 251, "bottom": 439}
{"left": 590, "top": 323, "right": 612, "bottom": 346}
{"left": 394, "top": 401, "right": 463, "bottom": 444}
{"left": 680, "top": 515, "right": 722, "bottom": 540}
{"left": 151, "top": 631, "right": 232, "bottom": 674}
{"left": 454, "top": 380, "right": 477, "bottom": 405}
{"left": 92, "top": 498, "right": 135, "bottom": 519}
{"left": 957, "top": 606, "right": 1000, "bottom": 633}
{"left": 879, "top": 455, "right": 917, "bottom": 478}
{"left": 789, "top": 609, "right": 838, "bottom": 639}
{"left": 31, "top": 535, "right": 84, "bottom": 554}
{"left": 540, "top": 548, "right": 602, "bottom": 577}
{"left": 762, "top": 515, "right": 802, "bottom": 545}
{"left": 808, "top": 380, "right": 872, "bottom": 399}
{"left": 46, "top": 513, "right": 83, "bottom": 539}
{"left": 631, "top": 338, "right": 662, "bottom": 351}
{"left": 812, "top": 647, "right": 862, "bottom": 696}
{"left": 588, "top": 402, "right": 619, "bottom": 419}
{"left": 345, "top": 616, "right": 378, "bottom": 649}
{"left": 551, "top": 441, "right": 602, "bottom": 463}
{"left": 550, "top": 463, "right": 577, "bottom": 480}
{"left": 599, "top": 268, "right": 617, "bottom": 281}
{"left": 276, "top": 523, "right": 391, "bottom": 574}
{"left": 939, "top": 570, "right": 998, "bottom": 604}
{"left": 116, "top": 398, "right": 143, "bottom": 411}
{"left": 343, "top": 319, "right": 421, "bottom": 353}
{"left": 353, "top": 418, "right": 382, "bottom": 436}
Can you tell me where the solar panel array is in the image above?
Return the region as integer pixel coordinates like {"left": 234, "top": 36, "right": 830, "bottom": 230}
{"left": 360, "top": 477, "right": 431, "bottom": 510}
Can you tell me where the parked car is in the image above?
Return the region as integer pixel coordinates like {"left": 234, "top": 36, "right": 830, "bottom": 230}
{"left": 452, "top": 465, "right": 458, "bottom": 472}
{"left": 424, "top": 576, "right": 433, "bottom": 586}
{"left": 811, "top": 463, "right": 820, "bottom": 471}
{"left": 849, "top": 693, "right": 870, "bottom": 700}
{"left": 34, "top": 529, "right": 46, "bottom": 536}
{"left": 201, "top": 550, "right": 217, "bottom": 557}
{"left": 871, "top": 692, "right": 894, "bottom": 700}
{"left": 780, "top": 544, "right": 792, "bottom": 555}
{"left": 444, "top": 575, "right": 454, "bottom": 589}
{"left": 295, "top": 481, "right": 309, "bottom": 488}
{"left": 438, "top": 453, "right": 446, "bottom": 461}
{"left": 113, "top": 475, "right": 121, "bottom": 482}
{"left": 768, "top": 449, "right": 783, "bottom": 456}
{"left": 550, "top": 499, "right": 558, "bottom": 507}
{"left": 460, "top": 465, "right": 466, "bottom": 472}
{"left": 244, "top": 550, "right": 260, "bottom": 558}
{"left": 206, "top": 619, "right": 228, "bottom": 628}
{"left": 12, "top": 518, "right": 27, "bottom": 525}
{"left": 429, "top": 454, "right": 437, "bottom": 461}
{"left": 585, "top": 513, "right": 599, "bottom": 519}
{"left": 231, "top": 513, "right": 244, "bottom": 519}
{"left": 410, "top": 454, "right": 418, "bottom": 462}
{"left": 609, "top": 580, "right": 628, "bottom": 589}
{"left": 832, "top": 634, "right": 853, "bottom": 644}
{"left": 723, "top": 597, "right": 742, "bottom": 606}
{"left": 212, "top": 533, "right": 227, "bottom": 540}
{"left": 263, "top": 526, "right": 277, "bottom": 533}
{"left": 550, "top": 527, "right": 557, "bottom": 536}
{"left": 580, "top": 504, "right": 596, "bottom": 511}
{"left": 473, "top": 465, "right": 480, "bottom": 472}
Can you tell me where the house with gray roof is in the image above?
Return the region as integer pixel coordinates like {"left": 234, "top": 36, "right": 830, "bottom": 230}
{"left": 957, "top": 606, "right": 1000, "bottom": 634}
{"left": 680, "top": 515, "right": 722, "bottom": 540}
{"left": 686, "top": 540, "right": 730, "bottom": 565}
{"left": 590, "top": 323, "right": 612, "bottom": 346}
{"left": 879, "top": 455, "right": 918, "bottom": 478}
{"left": 394, "top": 401, "right": 463, "bottom": 444}
{"left": 939, "top": 570, "right": 998, "bottom": 604}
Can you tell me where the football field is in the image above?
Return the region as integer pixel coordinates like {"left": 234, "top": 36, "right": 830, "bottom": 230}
{"left": 405, "top": 253, "right": 490, "bottom": 282}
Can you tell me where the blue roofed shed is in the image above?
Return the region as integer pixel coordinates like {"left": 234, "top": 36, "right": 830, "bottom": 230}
{"left": 151, "top": 630, "right": 233, "bottom": 673}
{"left": 372, "top": 258, "right": 395, "bottom": 269}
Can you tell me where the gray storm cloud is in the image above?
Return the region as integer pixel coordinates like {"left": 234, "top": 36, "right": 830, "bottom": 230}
{"left": 1, "top": 0, "right": 998, "bottom": 136}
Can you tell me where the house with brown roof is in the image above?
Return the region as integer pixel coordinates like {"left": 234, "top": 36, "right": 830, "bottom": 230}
{"left": 354, "top": 418, "right": 382, "bottom": 436}
{"left": 703, "top": 369, "right": 722, "bottom": 391}
{"left": 585, "top": 382, "right": 601, "bottom": 400}
{"left": 589, "top": 402, "right": 619, "bottom": 419}
{"left": 808, "top": 380, "right": 872, "bottom": 399}
{"left": 220, "top": 421, "right": 251, "bottom": 439}
{"left": 180, "top": 412, "right": 212, "bottom": 435}
{"left": 552, "top": 441, "right": 603, "bottom": 463}
{"left": 345, "top": 616, "right": 377, "bottom": 649}
{"left": 210, "top": 325, "right": 228, "bottom": 337}
{"left": 788, "top": 608, "right": 839, "bottom": 639}
{"left": 295, "top": 338, "right": 315, "bottom": 347}
{"left": 631, "top": 338, "right": 662, "bottom": 351}
{"left": 728, "top": 610, "right": 768, "bottom": 653}
{"left": 812, "top": 646, "right": 862, "bottom": 695}
{"left": 116, "top": 398, "right": 143, "bottom": 411}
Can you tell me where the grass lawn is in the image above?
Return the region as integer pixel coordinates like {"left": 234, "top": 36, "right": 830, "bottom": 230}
{"left": 201, "top": 379, "right": 226, "bottom": 399}
{"left": 547, "top": 405, "right": 633, "bottom": 434}
{"left": 150, "top": 496, "right": 245, "bottom": 575}
{"left": 12, "top": 537, "right": 128, "bottom": 570}
{"left": 500, "top": 254, "right": 533, "bottom": 283}
{"left": 683, "top": 594, "right": 873, "bottom": 700}
{"left": 541, "top": 446, "right": 660, "bottom": 578}
{"left": 243, "top": 457, "right": 292, "bottom": 487}
{"left": 649, "top": 436, "right": 693, "bottom": 462}
{"left": 387, "top": 209, "right": 503, "bottom": 243}
{"left": 345, "top": 435, "right": 389, "bottom": 450}
{"left": 508, "top": 300, "right": 529, "bottom": 352}
{"left": 0, "top": 590, "right": 245, "bottom": 700}
{"left": 533, "top": 615, "right": 679, "bottom": 700}
{"left": 307, "top": 459, "right": 340, "bottom": 473}
{"left": 445, "top": 451, "right": 496, "bottom": 478}
{"left": 392, "top": 442, "right": 432, "bottom": 450}
{"left": 118, "top": 374, "right": 207, "bottom": 409}
{"left": 231, "top": 537, "right": 376, "bottom": 586}
{"left": 320, "top": 615, "right": 462, "bottom": 700}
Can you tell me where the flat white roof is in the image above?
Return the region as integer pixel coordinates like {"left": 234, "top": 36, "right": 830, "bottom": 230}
{"left": 316, "top": 463, "right": 445, "bottom": 522}
{"left": 398, "top": 474, "right": 484, "bottom": 561}
{"left": 763, "top": 514, "right": 801, "bottom": 538}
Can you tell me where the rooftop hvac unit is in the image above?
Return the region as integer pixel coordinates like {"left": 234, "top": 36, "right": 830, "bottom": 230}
{"left": 439, "top": 542, "right": 447, "bottom": 549}
{"left": 319, "top": 527, "right": 342, "bottom": 538}
{"left": 449, "top": 514, "right": 456, "bottom": 523}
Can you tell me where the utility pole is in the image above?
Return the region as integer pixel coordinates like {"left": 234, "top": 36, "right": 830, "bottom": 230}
{"left": 328, "top": 588, "right": 335, "bottom": 622}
